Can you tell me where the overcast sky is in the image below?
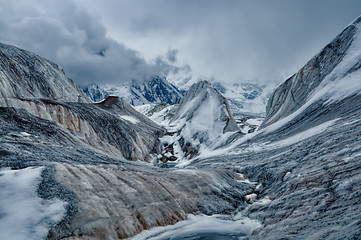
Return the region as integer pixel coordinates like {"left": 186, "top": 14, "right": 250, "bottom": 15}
{"left": 0, "top": 0, "right": 360, "bottom": 88}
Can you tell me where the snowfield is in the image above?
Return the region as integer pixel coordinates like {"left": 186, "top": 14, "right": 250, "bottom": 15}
{"left": 0, "top": 167, "right": 66, "bottom": 240}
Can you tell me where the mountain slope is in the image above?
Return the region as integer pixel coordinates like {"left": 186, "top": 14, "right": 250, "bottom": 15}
{"left": 188, "top": 16, "right": 361, "bottom": 239}
{"left": 0, "top": 43, "right": 90, "bottom": 103}
{"left": 0, "top": 43, "right": 164, "bottom": 162}
{"left": 214, "top": 81, "right": 272, "bottom": 116}
{"left": 262, "top": 16, "right": 361, "bottom": 127}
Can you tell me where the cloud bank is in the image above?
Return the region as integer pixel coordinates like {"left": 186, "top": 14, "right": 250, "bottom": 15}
{"left": 0, "top": 0, "right": 191, "bottom": 87}
{"left": 0, "top": 0, "right": 360, "bottom": 88}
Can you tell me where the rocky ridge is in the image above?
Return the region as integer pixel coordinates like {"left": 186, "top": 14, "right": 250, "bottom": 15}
{"left": 83, "top": 76, "right": 183, "bottom": 106}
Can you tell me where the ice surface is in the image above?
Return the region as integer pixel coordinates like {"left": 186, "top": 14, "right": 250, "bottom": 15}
{"left": 1, "top": 16, "right": 361, "bottom": 240}
{"left": 128, "top": 214, "right": 261, "bottom": 240}
{"left": 0, "top": 167, "right": 66, "bottom": 240}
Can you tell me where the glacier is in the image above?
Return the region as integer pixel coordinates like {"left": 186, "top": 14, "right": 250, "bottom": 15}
{"left": 0, "top": 14, "right": 361, "bottom": 240}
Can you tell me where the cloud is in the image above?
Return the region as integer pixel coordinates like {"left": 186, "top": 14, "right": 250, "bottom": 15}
{"left": 167, "top": 49, "right": 178, "bottom": 63}
{"left": 79, "top": 0, "right": 361, "bottom": 87}
{"left": 0, "top": 0, "right": 360, "bottom": 89}
{"left": 0, "top": 0, "right": 191, "bottom": 87}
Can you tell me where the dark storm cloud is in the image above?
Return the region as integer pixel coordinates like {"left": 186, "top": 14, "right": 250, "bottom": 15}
{"left": 0, "top": 0, "right": 191, "bottom": 87}
{"left": 0, "top": 0, "right": 360, "bottom": 88}
{"left": 167, "top": 49, "right": 178, "bottom": 63}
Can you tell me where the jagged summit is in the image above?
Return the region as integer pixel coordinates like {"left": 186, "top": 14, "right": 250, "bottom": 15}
{"left": 172, "top": 80, "right": 238, "bottom": 133}
{"left": 83, "top": 75, "right": 183, "bottom": 106}
{"left": 131, "top": 76, "right": 183, "bottom": 105}
{"left": 262, "top": 15, "right": 361, "bottom": 127}
{"left": 0, "top": 43, "right": 90, "bottom": 103}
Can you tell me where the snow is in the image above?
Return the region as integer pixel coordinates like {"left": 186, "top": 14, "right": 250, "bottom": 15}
{"left": 293, "top": 24, "right": 361, "bottom": 111}
{"left": 246, "top": 118, "right": 264, "bottom": 126}
{"left": 149, "top": 105, "right": 176, "bottom": 126}
{"left": 265, "top": 23, "right": 361, "bottom": 127}
{"left": 182, "top": 89, "right": 225, "bottom": 143}
{"left": 265, "top": 118, "right": 339, "bottom": 149}
{"left": 251, "top": 196, "right": 272, "bottom": 206}
{"left": 240, "top": 125, "right": 251, "bottom": 134}
{"left": 220, "top": 82, "right": 275, "bottom": 115}
{"left": 172, "top": 87, "right": 236, "bottom": 149}
{"left": 154, "top": 82, "right": 239, "bottom": 166}
{"left": 198, "top": 117, "right": 338, "bottom": 159}
{"left": 85, "top": 76, "right": 183, "bottom": 106}
{"left": 0, "top": 167, "right": 66, "bottom": 240}
{"left": 20, "top": 132, "right": 31, "bottom": 137}
{"left": 119, "top": 115, "right": 140, "bottom": 124}
{"left": 133, "top": 104, "right": 155, "bottom": 116}
{"left": 236, "top": 173, "right": 258, "bottom": 185}
{"left": 128, "top": 214, "right": 261, "bottom": 240}
{"left": 244, "top": 193, "right": 257, "bottom": 203}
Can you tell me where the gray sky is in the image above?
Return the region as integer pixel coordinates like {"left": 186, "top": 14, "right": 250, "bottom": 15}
{"left": 0, "top": 0, "right": 360, "bottom": 88}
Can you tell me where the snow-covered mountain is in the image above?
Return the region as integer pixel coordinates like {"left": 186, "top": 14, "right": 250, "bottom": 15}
{"left": 149, "top": 81, "right": 240, "bottom": 166}
{"left": 213, "top": 82, "right": 271, "bottom": 115}
{"left": 1, "top": 15, "right": 361, "bottom": 240}
{"left": 211, "top": 81, "right": 274, "bottom": 134}
{"left": 83, "top": 75, "right": 184, "bottom": 105}
{"left": 262, "top": 17, "right": 361, "bottom": 128}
